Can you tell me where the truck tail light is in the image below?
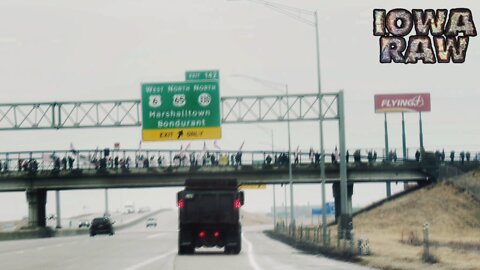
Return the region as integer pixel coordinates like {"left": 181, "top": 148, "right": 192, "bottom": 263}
{"left": 199, "top": 231, "right": 206, "bottom": 238}
{"left": 178, "top": 199, "right": 184, "bottom": 209}
{"left": 213, "top": 231, "right": 220, "bottom": 237}
{"left": 234, "top": 199, "right": 241, "bottom": 209}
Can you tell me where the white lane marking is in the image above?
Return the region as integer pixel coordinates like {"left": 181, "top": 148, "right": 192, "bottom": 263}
{"left": 15, "top": 250, "right": 25, "bottom": 254}
{"left": 36, "top": 247, "right": 45, "bottom": 251}
{"left": 243, "top": 235, "right": 264, "bottom": 270}
{"left": 125, "top": 250, "right": 176, "bottom": 270}
{"left": 146, "top": 233, "right": 166, "bottom": 239}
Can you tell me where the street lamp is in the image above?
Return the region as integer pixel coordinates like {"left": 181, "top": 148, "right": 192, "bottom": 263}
{"left": 255, "top": 125, "right": 276, "bottom": 224}
{"left": 230, "top": 0, "right": 327, "bottom": 243}
{"left": 230, "top": 73, "right": 294, "bottom": 228}
{"left": 255, "top": 125, "right": 274, "bottom": 153}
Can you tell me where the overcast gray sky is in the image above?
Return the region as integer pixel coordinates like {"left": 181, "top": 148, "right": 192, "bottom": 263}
{"left": 0, "top": 0, "right": 479, "bottom": 221}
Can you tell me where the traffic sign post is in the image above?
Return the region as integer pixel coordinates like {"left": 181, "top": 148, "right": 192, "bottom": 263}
{"left": 141, "top": 80, "right": 221, "bottom": 141}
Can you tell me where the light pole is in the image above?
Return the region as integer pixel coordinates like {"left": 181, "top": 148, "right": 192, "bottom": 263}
{"left": 230, "top": 0, "right": 327, "bottom": 244}
{"left": 230, "top": 73, "right": 294, "bottom": 227}
{"left": 256, "top": 125, "right": 276, "bottom": 226}
{"left": 286, "top": 85, "right": 295, "bottom": 230}
{"left": 255, "top": 125, "right": 274, "bottom": 152}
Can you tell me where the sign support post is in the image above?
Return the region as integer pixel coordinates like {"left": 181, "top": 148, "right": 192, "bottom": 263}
{"left": 384, "top": 113, "right": 390, "bottom": 161}
{"left": 419, "top": 112, "right": 424, "bottom": 151}
{"left": 402, "top": 112, "right": 407, "bottom": 160}
{"left": 375, "top": 93, "right": 431, "bottom": 193}
{"left": 384, "top": 113, "right": 391, "bottom": 197}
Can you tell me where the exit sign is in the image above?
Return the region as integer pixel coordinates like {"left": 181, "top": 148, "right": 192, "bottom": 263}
{"left": 185, "top": 70, "right": 219, "bottom": 81}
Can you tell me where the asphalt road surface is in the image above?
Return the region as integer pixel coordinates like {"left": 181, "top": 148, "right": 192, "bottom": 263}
{"left": 0, "top": 210, "right": 377, "bottom": 270}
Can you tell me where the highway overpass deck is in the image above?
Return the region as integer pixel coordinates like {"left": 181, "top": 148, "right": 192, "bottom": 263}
{"left": 0, "top": 162, "right": 434, "bottom": 192}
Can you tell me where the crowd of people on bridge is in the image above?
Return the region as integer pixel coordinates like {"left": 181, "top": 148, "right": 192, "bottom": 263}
{"left": 135, "top": 151, "right": 244, "bottom": 168}
{"left": 412, "top": 149, "right": 478, "bottom": 164}
{"left": 1, "top": 146, "right": 479, "bottom": 175}
{"left": 433, "top": 149, "right": 475, "bottom": 164}
{"left": 264, "top": 148, "right": 390, "bottom": 166}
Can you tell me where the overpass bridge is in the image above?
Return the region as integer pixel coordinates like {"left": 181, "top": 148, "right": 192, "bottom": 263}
{"left": 0, "top": 155, "right": 434, "bottom": 192}
{"left": 3, "top": 147, "right": 478, "bottom": 230}
{"left": 1, "top": 94, "right": 479, "bottom": 234}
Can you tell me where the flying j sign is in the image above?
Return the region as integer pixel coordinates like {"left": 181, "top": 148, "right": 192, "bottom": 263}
{"left": 374, "top": 93, "right": 431, "bottom": 113}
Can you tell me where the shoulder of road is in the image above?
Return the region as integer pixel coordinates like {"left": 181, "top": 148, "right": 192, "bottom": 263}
{"left": 269, "top": 169, "right": 480, "bottom": 270}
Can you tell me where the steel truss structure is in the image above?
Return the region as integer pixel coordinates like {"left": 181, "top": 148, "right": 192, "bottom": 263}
{"left": 0, "top": 93, "right": 340, "bottom": 130}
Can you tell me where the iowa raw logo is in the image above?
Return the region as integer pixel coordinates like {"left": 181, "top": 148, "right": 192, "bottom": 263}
{"left": 373, "top": 9, "right": 477, "bottom": 64}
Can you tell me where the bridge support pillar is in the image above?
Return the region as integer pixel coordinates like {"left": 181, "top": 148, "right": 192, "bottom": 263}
{"left": 26, "top": 189, "right": 47, "bottom": 228}
{"left": 55, "top": 190, "right": 62, "bottom": 229}
{"left": 333, "top": 182, "right": 353, "bottom": 238}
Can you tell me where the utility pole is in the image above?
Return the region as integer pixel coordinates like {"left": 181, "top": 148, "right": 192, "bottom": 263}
{"left": 286, "top": 85, "right": 295, "bottom": 228}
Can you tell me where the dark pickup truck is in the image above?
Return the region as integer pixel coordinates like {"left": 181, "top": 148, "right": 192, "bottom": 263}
{"left": 177, "top": 178, "right": 244, "bottom": 255}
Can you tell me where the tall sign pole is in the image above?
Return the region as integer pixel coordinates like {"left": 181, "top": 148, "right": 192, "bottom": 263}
{"left": 375, "top": 93, "right": 431, "bottom": 162}
{"left": 287, "top": 85, "right": 295, "bottom": 229}
{"left": 402, "top": 112, "right": 407, "bottom": 160}
{"left": 384, "top": 113, "right": 389, "bottom": 160}
{"left": 314, "top": 10, "right": 328, "bottom": 247}
{"left": 384, "top": 113, "right": 391, "bottom": 197}
{"left": 338, "top": 91, "right": 349, "bottom": 236}
{"left": 419, "top": 112, "right": 424, "bottom": 151}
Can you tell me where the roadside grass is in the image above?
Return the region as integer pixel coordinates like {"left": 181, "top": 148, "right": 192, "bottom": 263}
{"left": 241, "top": 211, "right": 272, "bottom": 226}
{"left": 346, "top": 170, "right": 480, "bottom": 270}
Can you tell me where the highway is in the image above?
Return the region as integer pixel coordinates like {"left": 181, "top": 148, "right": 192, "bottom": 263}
{"left": 0, "top": 210, "right": 376, "bottom": 270}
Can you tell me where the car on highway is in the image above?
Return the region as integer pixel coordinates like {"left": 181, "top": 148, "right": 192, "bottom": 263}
{"left": 78, "top": 220, "right": 90, "bottom": 228}
{"left": 89, "top": 217, "right": 114, "bottom": 236}
{"left": 146, "top": 217, "right": 157, "bottom": 228}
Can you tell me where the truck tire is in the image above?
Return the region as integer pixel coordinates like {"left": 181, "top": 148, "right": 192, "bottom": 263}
{"left": 234, "top": 228, "right": 242, "bottom": 254}
{"left": 178, "top": 228, "right": 194, "bottom": 255}
{"left": 225, "top": 231, "right": 242, "bottom": 254}
{"left": 225, "top": 243, "right": 241, "bottom": 254}
{"left": 232, "top": 240, "right": 241, "bottom": 254}
{"left": 178, "top": 245, "right": 194, "bottom": 255}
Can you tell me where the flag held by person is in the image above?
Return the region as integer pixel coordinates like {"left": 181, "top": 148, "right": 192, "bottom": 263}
{"left": 214, "top": 140, "right": 221, "bottom": 150}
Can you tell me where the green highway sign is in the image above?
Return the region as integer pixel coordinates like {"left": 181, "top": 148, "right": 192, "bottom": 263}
{"left": 141, "top": 80, "right": 221, "bottom": 141}
{"left": 185, "top": 70, "right": 219, "bottom": 81}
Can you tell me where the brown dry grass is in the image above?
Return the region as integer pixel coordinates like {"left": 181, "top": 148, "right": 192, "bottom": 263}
{"left": 333, "top": 170, "right": 480, "bottom": 270}
{"left": 446, "top": 169, "right": 480, "bottom": 201}
{"left": 241, "top": 211, "right": 272, "bottom": 226}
